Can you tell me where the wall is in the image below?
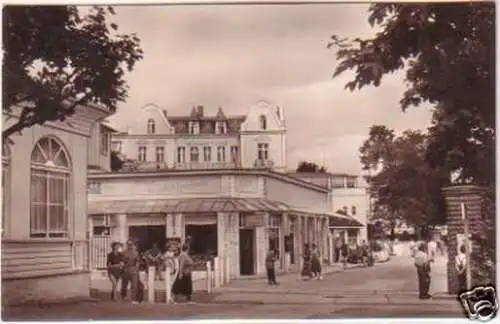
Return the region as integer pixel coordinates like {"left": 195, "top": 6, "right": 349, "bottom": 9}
{"left": 240, "top": 100, "right": 286, "bottom": 172}
{"left": 332, "top": 187, "right": 369, "bottom": 240}
{"left": 88, "top": 123, "right": 111, "bottom": 171}
{"left": 265, "top": 178, "right": 329, "bottom": 212}
{"left": 117, "top": 136, "right": 176, "bottom": 166}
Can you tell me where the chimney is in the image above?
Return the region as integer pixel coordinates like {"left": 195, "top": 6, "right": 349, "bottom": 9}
{"left": 197, "top": 105, "right": 204, "bottom": 117}
{"left": 162, "top": 109, "right": 168, "bottom": 117}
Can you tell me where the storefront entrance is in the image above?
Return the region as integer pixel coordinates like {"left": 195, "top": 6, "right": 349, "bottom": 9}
{"left": 239, "top": 228, "right": 255, "bottom": 275}
{"left": 129, "top": 225, "right": 166, "bottom": 253}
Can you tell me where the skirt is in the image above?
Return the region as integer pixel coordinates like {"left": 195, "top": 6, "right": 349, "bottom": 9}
{"left": 301, "top": 260, "right": 312, "bottom": 277}
{"left": 171, "top": 273, "right": 193, "bottom": 296}
{"left": 311, "top": 258, "right": 321, "bottom": 273}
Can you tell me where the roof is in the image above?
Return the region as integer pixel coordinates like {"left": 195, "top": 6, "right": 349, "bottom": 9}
{"left": 88, "top": 197, "right": 364, "bottom": 227}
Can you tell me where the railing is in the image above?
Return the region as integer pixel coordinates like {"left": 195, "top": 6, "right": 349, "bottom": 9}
{"left": 174, "top": 162, "right": 238, "bottom": 170}
{"left": 254, "top": 159, "right": 274, "bottom": 168}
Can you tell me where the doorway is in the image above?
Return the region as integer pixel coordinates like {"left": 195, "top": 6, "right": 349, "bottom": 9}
{"left": 128, "top": 225, "right": 166, "bottom": 253}
{"left": 239, "top": 228, "right": 254, "bottom": 275}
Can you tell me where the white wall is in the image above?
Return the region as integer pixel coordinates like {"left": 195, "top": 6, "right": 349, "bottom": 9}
{"left": 332, "top": 187, "right": 370, "bottom": 241}
{"left": 265, "top": 178, "right": 329, "bottom": 212}
{"left": 240, "top": 100, "right": 286, "bottom": 172}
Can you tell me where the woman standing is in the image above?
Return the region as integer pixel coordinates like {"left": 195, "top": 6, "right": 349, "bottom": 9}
{"left": 310, "top": 243, "right": 322, "bottom": 280}
{"left": 171, "top": 244, "right": 194, "bottom": 303}
{"left": 455, "top": 245, "right": 467, "bottom": 293}
{"left": 106, "top": 242, "right": 124, "bottom": 301}
{"left": 301, "top": 243, "right": 312, "bottom": 280}
{"left": 163, "top": 244, "right": 179, "bottom": 303}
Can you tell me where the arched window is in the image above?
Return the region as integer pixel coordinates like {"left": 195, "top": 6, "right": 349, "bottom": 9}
{"left": 30, "top": 136, "right": 71, "bottom": 238}
{"left": 259, "top": 115, "right": 267, "bottom": 130}
{"left": 147, "top": 119, "right": 156, "bottom": 134}
{"left": 2, "top": 142, "right": 11, "bottom": 236}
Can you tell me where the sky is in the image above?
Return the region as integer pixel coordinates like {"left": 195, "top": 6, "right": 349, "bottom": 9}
{"left": 106, "top": 3, "right": 434, "bottom": 174}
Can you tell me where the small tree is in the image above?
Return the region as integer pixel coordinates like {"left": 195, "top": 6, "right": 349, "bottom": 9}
{"left": 296, "top": 161, "right": 327, "bottom": 173}
{"left": 110, "top": 150, "right": 124, "bottom": 172}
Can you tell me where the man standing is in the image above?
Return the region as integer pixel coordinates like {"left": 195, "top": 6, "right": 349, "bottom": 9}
{"left": 146, "top": 242, "right": 163, "bottom": 281}
{"left": 414, "top": 243, "right": 432, "bottom": 299}
{"left": 455, "top": 245, "right": 467, "bottom": 293}
{"left": 265, "top": 248, "right": 279, "bottom": 285}
{"left": 121, "top": 240, "right": 141, "bottom": 304}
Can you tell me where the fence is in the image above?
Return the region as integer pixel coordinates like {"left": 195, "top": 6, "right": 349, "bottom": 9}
{"left": 91, "top": 235, "right": 111, "bottom": 269}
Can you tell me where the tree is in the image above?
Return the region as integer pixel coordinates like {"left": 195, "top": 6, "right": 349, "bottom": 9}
{"left": 360, "top": 125, "right": 448, "bottom": 237}
{"left": 296, "top": 161, "right": 327, "bottom": 173}
{"left": 3, "top": 5, "right": 143, "bottom": 140}
{"left": 329, "top": 3, "right": 494, "bottom": 186}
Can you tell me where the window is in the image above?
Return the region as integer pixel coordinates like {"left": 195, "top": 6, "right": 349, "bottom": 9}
{"left": 342, "top": 206, "right": 348, "bottom": 214}
{"left": 230, "top": 146, "right": 239, "bottom": 163}
{"left": 346, "top": 177, "right": 356, "bottom": 188}
{"left": 332, "top": 176, "right": 345, "bottom": 188}
{"left": 216, "top": 121, "right": 227, "bottom": 135}
{"left": 177, "top": 146, "right": 186, "bottom": 164}
{"left": 156, "top": 146, "right": 165, "bottom": 163}
{"left": 2, "top": 143, "right": 10, "bottom": 236}
{"left": 99, "top": 126, "right": 110, "bottom": 156}
{"left": 217, "top": 146, "right": 226, "bottom": 162}
{"left": 268, "top": 215, "right": 281, "bottom": 257}
{"left": 351, "top": 206, "right": 357, "bottom": 216}
{"left": 259, "top": 115, "right": 267, "bottom": 130}
{"left": 190, "top": 147, "right": 199, "bottom": 163}
{"left": 147, "top": 119, "right": 156, "bottom": 134}
{"left": 203, "top": 147, "right": 212, "bottom": 162}
{"left": 188, "top": 121, "right": 200, "bottom": 135}
{"left": 257, "top": 143, "right": 269, "bottom": 160}
{"left": 30, "top": 137, "right": 71, "bottom": 238}
{"left": 137, "top": 146, "right": 147, "bottom": 162}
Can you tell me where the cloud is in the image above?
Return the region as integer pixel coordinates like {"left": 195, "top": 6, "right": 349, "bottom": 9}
{"left": 106, "top": 4, "right": 433, "bottom": 174}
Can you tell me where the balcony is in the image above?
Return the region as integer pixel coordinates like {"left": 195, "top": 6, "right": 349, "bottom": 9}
{"left": 174, "top": 162, "right": 239, "bottom": 170}
{"left": 254, "top": 159, "right": 274, "bottom": 169}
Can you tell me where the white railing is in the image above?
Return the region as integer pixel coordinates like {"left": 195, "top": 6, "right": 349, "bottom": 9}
{"left": 254, "top": 159, "right": 274, "bottom": 168}
{"left": 174, "top": 162, "right": 238, "bottom": 170}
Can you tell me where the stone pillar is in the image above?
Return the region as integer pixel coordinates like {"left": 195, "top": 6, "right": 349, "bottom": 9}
{"left": 442, "top": 185, "right": 495, "bottom": 294}
{"left": 116, "top": 214, "right": 127, "bottom": 243}
{"left": 279, "top": 213, "right": 287, "bottom": 271}
{"left": 217, "top": 212, "right": 225, "bottom": 258}
{"left": 166, "top": 214, "right": 174, "bottom": 237}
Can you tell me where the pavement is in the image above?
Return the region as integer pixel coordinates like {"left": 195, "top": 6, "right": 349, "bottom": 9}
{"left": 3, "top": 254, "right": 467, "bottom": 320}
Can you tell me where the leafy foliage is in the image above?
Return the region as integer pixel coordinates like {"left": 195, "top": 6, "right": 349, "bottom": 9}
{"left": 361, "top": 125, "right": 449, "bottom": 231}
{"left": 296, "top": 161, "right": 327, "bottom": 173}
{"left": 329, "top": 3, "right": 494, "bottom": 186}
{"left": 3, "top": 5, "right": 143, "bottom": 139}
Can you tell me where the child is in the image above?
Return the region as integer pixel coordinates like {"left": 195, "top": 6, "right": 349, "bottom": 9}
{"left": 265, "top": 249, "right": 279, "bottom": 285}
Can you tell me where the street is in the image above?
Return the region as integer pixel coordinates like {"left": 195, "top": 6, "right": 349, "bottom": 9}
{"left": 3, "top": 255, "right": 465, "bottom": 320}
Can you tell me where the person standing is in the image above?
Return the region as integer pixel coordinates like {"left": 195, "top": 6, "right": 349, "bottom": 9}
{"left": 427, "top": 239, "right": 437, "bottom": 262}
{"left": 334, "top": 237, "right": 342, "bottom": 263}
{"left": 265, "top": 248, "right": 279, "bottom": 285}
{"left": 455, "top": 245, "right": 467, "bottom": 293}
{"left": 163, "top": 244, "right": 179, "bottom": 304}
{"left": 121, "top": 240, "right": 141, "bottom": 304}
{"left": 106, "top": 242, "right": 124, "bottom": 301}
{"left": 301, "top": 243, "right": 312, "bottom": 279}
{"left": 146, "top": 242, "right": 164, "bottom": 281}
{"left": 310, "top": 243, "right": 322, "bottom": 280}
{"left": 414, "top": 243, "right": 432, "bottom": 299}
{"left": 341, "top": 240, "right": 349, "bottom": 269}
{"left": 171, "top": 244, "right": 194, "bottom": 303}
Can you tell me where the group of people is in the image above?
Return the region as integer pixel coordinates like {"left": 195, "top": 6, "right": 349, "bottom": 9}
{"left": 106, "top": 239, "right": 195, "bottom": 304}
{"left": 334, "top": 239, "right": 373, "bottom": 268}
{"left": 301, "top": 243, "right": 323, "bottom": 280}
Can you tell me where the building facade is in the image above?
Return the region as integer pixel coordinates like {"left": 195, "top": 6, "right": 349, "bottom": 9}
{"left": 87, "top": 169, "right": 362, "bottom": 277}
{"left": 111, "top": 100, "right": 287, "bottom": 173}
{"left": 1, "top": 103, "right": 112, "bottom": 305}
{"left": 288, "top": 172, "right": 370, "bottom": 256}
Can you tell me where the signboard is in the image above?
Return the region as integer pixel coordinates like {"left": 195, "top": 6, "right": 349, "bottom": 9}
{"left": 456, "top": 233, "right": 473, "bottom": 255}
{"left": 242, "top": 213, "right": 266, "bottom": 228}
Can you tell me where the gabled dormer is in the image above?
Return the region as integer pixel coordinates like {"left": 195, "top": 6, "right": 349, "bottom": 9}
{"left": 240, "top": 100, "right": 286, "bottom": 132}
{"left": 125, "top": 103, "right": 175, "bottom": 135}
{"left": 215, "top": 106, "right": 227, "bottom": 135}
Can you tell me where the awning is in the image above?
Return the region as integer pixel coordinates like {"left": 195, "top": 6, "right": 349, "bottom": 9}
{"left": 326, "top": 211, "right": 365, "bottom": 228}
{"left": 88, "top": 197, "right": 291, "bottom": 215}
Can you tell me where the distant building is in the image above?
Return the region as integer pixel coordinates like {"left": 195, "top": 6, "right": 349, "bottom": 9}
{"left": 111, "top": 100, "right": 287, "bottom": 173}
{"left": 288, "top": 172, "right": 369, "bottom": 248}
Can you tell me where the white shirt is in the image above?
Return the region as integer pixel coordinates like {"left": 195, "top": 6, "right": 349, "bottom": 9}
{"left": 414, "top": 250, "right": 429, "bottom": 267}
